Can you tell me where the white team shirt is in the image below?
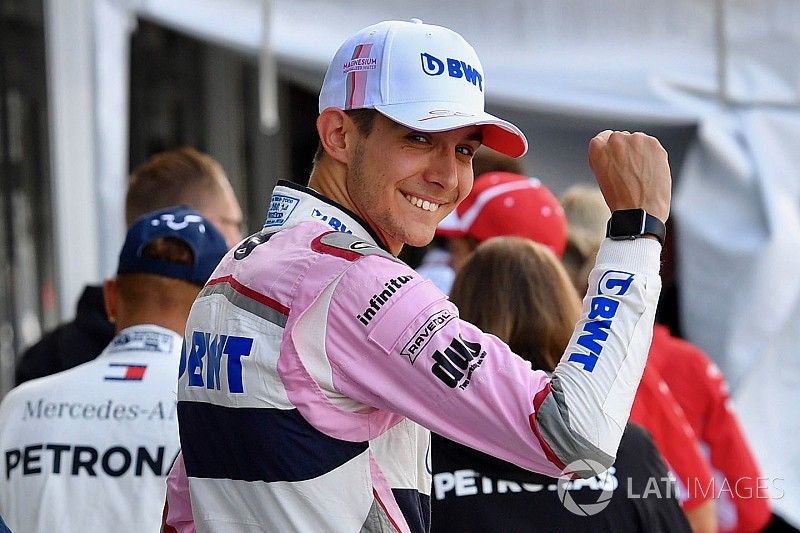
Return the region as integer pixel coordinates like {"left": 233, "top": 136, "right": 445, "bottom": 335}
{"left": 0, "top": 324, "right": 182, "bottom": 532}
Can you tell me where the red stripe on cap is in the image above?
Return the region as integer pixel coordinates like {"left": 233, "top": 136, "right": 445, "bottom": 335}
{"left": 350, "top": 71, "right": 367, "bottom": 108}
{"left": 530, "top": 382, "right": 567, "bottom": 470}
{"left": 207, "top": 275, "right": 290, "bottom": 316}
{"left": 346, "top": 43, "right": 373, "bottom": 108}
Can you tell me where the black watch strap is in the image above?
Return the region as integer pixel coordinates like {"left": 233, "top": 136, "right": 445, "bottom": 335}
{"left": 606, "top": 209, "right": 666, "bottom": 245}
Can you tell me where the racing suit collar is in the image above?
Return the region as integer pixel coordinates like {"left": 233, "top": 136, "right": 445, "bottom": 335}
{"left": 266, "top": 180, "right": 393, "bottom": 254}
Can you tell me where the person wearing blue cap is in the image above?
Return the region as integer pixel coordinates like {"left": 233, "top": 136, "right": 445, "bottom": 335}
{"left": 0, "top": 206, "right": 228, "bottom": 533}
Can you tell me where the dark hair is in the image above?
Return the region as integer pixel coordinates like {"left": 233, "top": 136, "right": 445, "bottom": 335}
{"left": 450, "top": 237, "right": 581, "bottom": 372}
{"left": 125, "top": 147, "right": 228, "bottom": 225}
{"left": 313, "top": 108, "right": 379, "bottom": 163}
{"left": 140, "top": 237, "right": 194, "bottom": 266}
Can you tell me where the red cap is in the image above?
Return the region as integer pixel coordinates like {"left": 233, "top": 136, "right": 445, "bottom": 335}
{"left": 437, "top": 172, "right": 567, "bottom": 256}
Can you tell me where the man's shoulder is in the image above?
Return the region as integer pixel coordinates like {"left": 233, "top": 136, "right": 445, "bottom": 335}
{"left": 1, "top": 368, "right": 78, "bottom": 414}
{"left": 309, "top": 230, "right": 401, "bottom": 264}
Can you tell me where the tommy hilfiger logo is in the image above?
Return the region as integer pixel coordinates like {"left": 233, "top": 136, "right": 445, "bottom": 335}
{"left": 356, "top": 275, "right": 414, "bottom": 326}
{"left": 105, "top": 363, "right": 147, "bottom": 381}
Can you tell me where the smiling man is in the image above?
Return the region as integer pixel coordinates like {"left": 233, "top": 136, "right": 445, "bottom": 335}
{"left": 167, "top": 19, "right": 672, "bottom": 532}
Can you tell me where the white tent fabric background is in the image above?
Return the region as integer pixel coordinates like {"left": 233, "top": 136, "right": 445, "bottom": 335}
{"left": 54, "top": 0, "right": 800, "bottom": 524}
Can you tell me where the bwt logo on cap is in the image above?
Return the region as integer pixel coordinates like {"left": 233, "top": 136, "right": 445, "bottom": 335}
{"left": 420, "top": 53, "right": 483, "bottom": 91}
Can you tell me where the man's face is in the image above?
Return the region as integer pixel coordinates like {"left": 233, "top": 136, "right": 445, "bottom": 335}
{"left": 205, "top": 181, "right": 244, "bottom": 248}
{"left": 346, "top": 114, "right": 481, "bottom": 255}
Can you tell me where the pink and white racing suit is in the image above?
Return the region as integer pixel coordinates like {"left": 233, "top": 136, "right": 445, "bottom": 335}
{"left": 169, "top": 181, "right": 662, "bottom": 532}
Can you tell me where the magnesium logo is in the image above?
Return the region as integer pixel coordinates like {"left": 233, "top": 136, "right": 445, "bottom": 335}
{"left": 419, "top": 53, "right": 483, "bottom": 91}
{"left": 401, "top": 309, "right": 456, "bottom": 364}
{"left": 356, "top": 276, "right": 414, "bottom": 326}
{"left": 431, "top": 335, "right": 485, "bottom": 389}
{"left": 557, "top": 459, "right": 614, "bottom": 516}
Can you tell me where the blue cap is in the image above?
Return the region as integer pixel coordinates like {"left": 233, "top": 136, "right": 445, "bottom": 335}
{"left": 117, "top": 206, "right": 228, "bottom": 286}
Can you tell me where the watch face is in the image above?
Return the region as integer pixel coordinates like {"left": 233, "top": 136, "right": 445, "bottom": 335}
{"left": 609, "top": 209, "right": 645, "bottom": 238}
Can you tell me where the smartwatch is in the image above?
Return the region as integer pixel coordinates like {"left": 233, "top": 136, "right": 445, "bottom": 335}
{"left": 606, "top": 209, "right": 666, "bottom": 245}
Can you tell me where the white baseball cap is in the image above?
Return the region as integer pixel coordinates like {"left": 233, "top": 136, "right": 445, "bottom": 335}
{"left": 319, "top": 19, "right": 528, "bottom": 158}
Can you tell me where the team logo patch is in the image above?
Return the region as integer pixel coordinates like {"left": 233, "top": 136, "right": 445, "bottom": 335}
{"left": 264, "top": 194, "right": 300, "bottom": 228}
{"left": 104, "top": 363, "right": 147, "bottom": 381}
{"left": 598, "top": 270, "right": 634, "bottom": 296}
{"left": 401, "top": 309, "right": 455, "bottom": 363}
{"left": 419, "top": 52, "right": 483, "bottom": 91}
{"left": 567, "top": 269, "right": 635, "bottom": 373}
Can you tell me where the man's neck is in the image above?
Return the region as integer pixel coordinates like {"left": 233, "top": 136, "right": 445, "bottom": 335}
{"left": 308, "top": 165, "right": 356, "bottom": 214}
{"left": 115, "top": 312, "right": 188, "bottom": 337}
{"left": 307, "top": 164, "right": 402, "bottom": 257}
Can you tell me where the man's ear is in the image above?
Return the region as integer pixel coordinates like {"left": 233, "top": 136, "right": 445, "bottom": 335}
{"left": 103, "top": 278, "right": 118, "bottom": 327}
{"left": 317, "top": 108, "right": 355, "bottom": 165}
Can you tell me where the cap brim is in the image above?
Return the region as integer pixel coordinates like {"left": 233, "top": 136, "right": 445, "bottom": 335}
{"left": 374, "top": 101, "right": 528, "bottom": 158}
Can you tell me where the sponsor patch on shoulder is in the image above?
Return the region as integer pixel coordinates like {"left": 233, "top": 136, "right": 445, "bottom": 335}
{"left": 264, "top": 194, "right": 300, "bottom": 228}
{"left": 400, "top": 309, "right": 456, "bottom": 364}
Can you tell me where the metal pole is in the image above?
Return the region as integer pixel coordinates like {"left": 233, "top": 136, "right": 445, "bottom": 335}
{"left": 714, "top": 0, "right": 729, "bottom": 106}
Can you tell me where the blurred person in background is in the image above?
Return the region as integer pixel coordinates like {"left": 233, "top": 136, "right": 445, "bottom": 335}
{"left": 560, "top": 184, "right": 611, "bottom": 295}
{"left": 164, "top": 18, "right": 672, "bottom": 532}
{"left": 563, "top": 185, "right": 771, "bottom": 533}
{"left": 16, "top": 147, "right": 244, "bottom": 385}
{"left": 432, "top": 237, "right": 690, "bottom": 532}
{"left": 437, "top": 171, "right": 568, "bottom": 274}
{"left": 0, "top": 206, "right": 229, "bottom": 532}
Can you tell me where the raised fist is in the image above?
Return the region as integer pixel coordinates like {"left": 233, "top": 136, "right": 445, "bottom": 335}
{"left": 588, "top": 130, "right": 671, "bottom": 223}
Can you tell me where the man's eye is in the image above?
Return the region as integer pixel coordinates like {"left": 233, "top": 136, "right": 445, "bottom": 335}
{"left": 408, "top": 133, "right": 429, "bottom": 143}
{"left": 456, "top": 145, "right": 475, "bottom": 157}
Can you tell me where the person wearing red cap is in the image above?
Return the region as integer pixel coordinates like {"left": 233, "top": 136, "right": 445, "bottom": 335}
{"left": 437, "top": 171, "right": 568, "bottom": 274}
